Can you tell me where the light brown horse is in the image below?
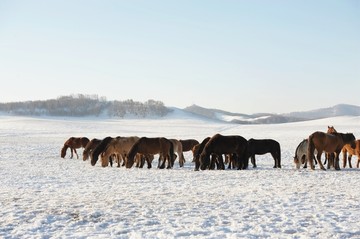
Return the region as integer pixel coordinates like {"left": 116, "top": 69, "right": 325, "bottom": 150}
{"left": 199, "top": 134, "right": 248, "bottom": 170}
{"left": 342, "top": 140, "right": 360, "bottom": 168}
{"left": 307, "top": 131, "right": 355, "bottom": 170}
{"left": 91, "top": 136, "right": 140, "bottom": 167}
{"left": 170, "top": 139, "right": 186, "bottom": 167}
{"left": 102, "top": 136, "right": 140, "bottom": 167}
{"left": 126, "top": 137, "right": 174, "bottom": 169}
{"left": 83, "top": 138, "right": 102, "bottom": 161}
{"left": 61, "top": 137, "right": 89, "bottom": 159}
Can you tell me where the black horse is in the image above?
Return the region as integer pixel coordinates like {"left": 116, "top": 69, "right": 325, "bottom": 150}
{"left": 247, "top": 138, "right": 281, "bottom": 168}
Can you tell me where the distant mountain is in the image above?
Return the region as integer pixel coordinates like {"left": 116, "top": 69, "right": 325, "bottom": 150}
{"left": 1, "top": 95, "right": 359, "bottom": 124}
{"left": 283, "top": 104, "right": 360, "bottom": 120}
{"left": 183, "top": 104, "right": 360, "bottom": 124}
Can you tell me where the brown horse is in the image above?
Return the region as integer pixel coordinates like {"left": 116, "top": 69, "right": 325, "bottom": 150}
{"left": 342, "top": 140, "right": 360, "bottom": 168}
{"left": 325, "top": 126, "right": 338, "bottom": 168}
{"left": 199, "top": 134, "right": 248, "bottom": 170}
{"left": 307, "top": 131, "right": 355, "bottom": 170}
{"left": 91, "top": 137, "right": 115, "bottom": 166}
{"left": 61, "top": 137, "right": 89, "bottom": 159}
{"left": 247, "top": 138, "right": 281, "bottom": 168}
{"left": 180, "top": 139, "right": 200, "bottom": 152}
{"left": 102, "top": 136, "right": 140, "bottom": 167}
{"left": 169, "top": 139, "right": 186, "bottom": 167}
{"left": 83, "top": 138, "right": 102, "bottom": 161}
{"left": 192, "top": 137, "right": 210, "bottom": 171}
{"left": 91, "top": 136, "right": 140, "bottom": 167}
{"left": 126, "top": 137, "right": 174, "bottom": 169}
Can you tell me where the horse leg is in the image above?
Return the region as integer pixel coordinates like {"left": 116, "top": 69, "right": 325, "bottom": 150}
{"left": 357, "top": 156, "right": 360, "bottom": 168}
{"left": 74, "top": 148, "right": 79, "bottom": 159}
{"left": 70, "top": 148, "right": 74, "bottom": 159}
{"left": 217, "top": 154, "right": 225, "bottom": 170}
{"left": 270, "top": 152, "right": 279, "bottom": 168}
{"left": 316, "top": 153, "right": 326, "bottom": 170}
{"left": 180, "top": 153, "right": 185, "bottom": 167}
{"left": 348, "top": 154, "right": 353, "bottom": 168}
{"left": 334, "top": 153, "right": 341, "bottom": 170}
{"left": 342, "top": 150, "right": 347, "bottom": 168}
{"left": 251, "top": 155, "right": 257, "bottom": 168}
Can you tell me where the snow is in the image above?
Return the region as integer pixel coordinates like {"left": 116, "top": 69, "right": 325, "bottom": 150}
{"left": 1, "top": 115, "right": 360, "bottom": 238}
{"left": 216, "top": 113, "right": 271, "bottom": 122}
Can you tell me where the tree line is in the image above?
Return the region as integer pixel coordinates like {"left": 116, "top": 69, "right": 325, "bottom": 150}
{"left": 0, "top": 94, "right": 172, "bottom": 118}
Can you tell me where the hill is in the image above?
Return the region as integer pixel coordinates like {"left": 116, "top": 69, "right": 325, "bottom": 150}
{"left": 1, "top": 95, "right": 360, "bottom": 124}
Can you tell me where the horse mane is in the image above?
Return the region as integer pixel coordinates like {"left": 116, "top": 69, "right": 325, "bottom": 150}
{"left": 91, "top": 137, "right": 114, "bottom": 166}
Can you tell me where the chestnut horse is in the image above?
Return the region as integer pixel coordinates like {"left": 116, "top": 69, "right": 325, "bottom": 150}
{"left": 247, "top": 138, "right": 281, "bottom": 168}
{"left": 126, "top": 137, "right": 174, "bottom": 169}
{"left": 342, "top": 140, "right": 360, "bottom": 168}
{"left": 83, "top": 138, "right": 102, "bottom": 161}
{"left": 325, "top": 126, "right": 338, "bottom": 169}
{"left": 307, "top": 131, "right": 355, "bottom": 170}
{"left": 61, "top": 137, "right": 89, "bottom": 159}
{"left": 199, "top": 134, "right": 248, "bottom": 170}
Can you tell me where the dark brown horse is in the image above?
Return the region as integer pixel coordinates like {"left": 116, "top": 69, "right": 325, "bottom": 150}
{"left": 83, "top": 138, "right": 102, "bottom": 161}
{"left": 307, "top": 131, "right": 355, "bottom": 170}
{"left": 342, "top": 140, "right": 360, "bottom": 168}
{"left": 192, "top": 137, "right": 210, "bottom": 171}
{"left": 180, "top": 139, "right": 200, "bottom": 152}
{"left": 91, "top": 136, "right": 116, "bottom": 166}
{"left": 199, "top": 134, "right": 248, "bottom": 170}
{"left": 61, "top": 137, "right": 89, "bottom": 159}
{"left": 126, "top": 137, "right": 174, "bottom": 169}
{"left": 247, "top": 138, "right": 281, "bottom": 168}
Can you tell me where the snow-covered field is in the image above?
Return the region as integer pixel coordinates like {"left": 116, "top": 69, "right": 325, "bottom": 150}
{"left": 1, "top": 114, "right": 360, "bottom": 238}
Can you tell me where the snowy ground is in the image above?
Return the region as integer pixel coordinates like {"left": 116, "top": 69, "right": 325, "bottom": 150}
{"left": 1, "top": 114, "right": 360, "bottom": 238}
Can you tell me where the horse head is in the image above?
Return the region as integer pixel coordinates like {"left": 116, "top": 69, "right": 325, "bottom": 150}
{"left": 327, "top": 126, "right": 337, "bottom": 134}
{"left": 60, "top": 146, "right": 67, "bottom": 158}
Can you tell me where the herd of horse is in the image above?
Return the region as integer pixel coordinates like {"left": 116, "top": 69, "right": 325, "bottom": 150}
{"left": 60, "top": 126, "right": 360, "bottom": 171}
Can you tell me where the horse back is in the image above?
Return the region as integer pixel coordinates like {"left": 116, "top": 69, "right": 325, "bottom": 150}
{"left": 248, "top": 138, "right": 280, "bottom": 155}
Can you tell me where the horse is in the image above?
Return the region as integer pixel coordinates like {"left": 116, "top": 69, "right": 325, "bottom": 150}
{"left": 61, "top": 137, "right": 90, "bottom": 159}
{"left": 342, "top": 140, "right": 360, "bottom": 168}
{"left": 91, "top": 136, "right": 140, "bottom": 167}
{"left": 169, "top": 139, "right": 186, "bottom": 167}
{"left": 125, "top": 137, "right": 174, "bottom": 169}
{"left": 180, "top": 139, "right": 200, "bottom": 152}
{"left": 293, "top": 139, "right": 318, "bottom": 169}
{"left": 192, "top": 137, "right": 210, "bottom": 171}
{"left": 307, "top": 131, "right": 356, "bottom": 170}
{"left": 83, "top": 138, "right": 102, "bottom": 161}
{"left": 247, "top": 138, "right": 281, "bottom": 168}
{"left": 91, "top": 136, "right": 115, "bottom": 166}
{"left": 101, "top": 136, "right": 140, "bottom": 167}
{"left": 199, "top": 134, "right": 248, "bottom": 170}
{"left": 325, "top": 126, "right": 338, "bottom": 168}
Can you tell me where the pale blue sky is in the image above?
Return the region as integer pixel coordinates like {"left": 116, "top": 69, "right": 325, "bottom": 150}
{"left": 1, "top": 1, "right": 359, "bottom": 114}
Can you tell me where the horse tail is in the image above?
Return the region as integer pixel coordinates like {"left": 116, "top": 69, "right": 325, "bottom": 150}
{"left": 307, "top": 134, "right": 315, "bottom": 169}
{"left": 91, "top": 137, "right": 113, "bottom": 166}
{"left": 240, "top": 142, "right": 248, "bottom": 170}
{"left": 277, "top": 141, "right": 281, "bottom": 168}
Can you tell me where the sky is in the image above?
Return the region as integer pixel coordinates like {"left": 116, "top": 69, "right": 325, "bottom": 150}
{"left": 0, "top": 0, "right": 359, "bottom": 114}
